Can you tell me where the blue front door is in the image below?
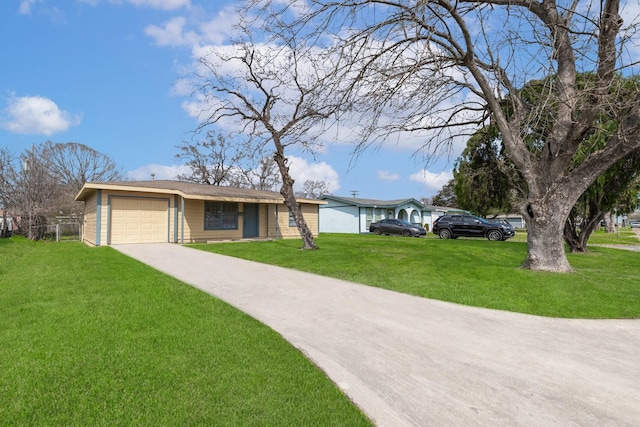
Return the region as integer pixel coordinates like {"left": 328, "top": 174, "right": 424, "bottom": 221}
{"left": 243, "top": 203, "right": 259, "bottom": 238}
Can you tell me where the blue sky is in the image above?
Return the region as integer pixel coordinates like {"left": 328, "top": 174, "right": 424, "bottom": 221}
{"left": 1, "top": 0, "right": 458, "bottom": 200}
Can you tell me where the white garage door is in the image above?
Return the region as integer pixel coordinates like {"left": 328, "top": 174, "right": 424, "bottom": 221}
{"left": 110, "top": 198, "right": 169, "bottom": 244}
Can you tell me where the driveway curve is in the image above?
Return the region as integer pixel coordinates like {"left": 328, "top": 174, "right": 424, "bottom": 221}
{"left": 113, "top": 243, "right": 640, "bottom": 426}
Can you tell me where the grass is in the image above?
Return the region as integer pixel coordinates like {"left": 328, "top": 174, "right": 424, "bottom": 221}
{"left": 0, "top": 237, "right": 371, "bottom": 426}
{"left": 508, "top": 227, "right": 639, "bottom": 245}
{"left": 586, "top": 228, "right": 640, "bottom": 245}
{"left": 190, "top": 232, "right": 640, "bottom": 319}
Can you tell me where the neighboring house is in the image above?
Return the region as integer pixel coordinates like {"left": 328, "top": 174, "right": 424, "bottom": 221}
{"left": 75, "top": 180, "right": 325, "bottom": 246}
{"left": 319, "top": 195, "right": 460, "bottom": 234}
{"left": 492, "top": 214, "right": 527, "bottom": 229}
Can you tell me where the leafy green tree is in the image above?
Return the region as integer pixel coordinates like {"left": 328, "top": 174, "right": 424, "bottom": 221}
{"left": 453, "top": 75, "right": 640, "bottom": 252}
{"left": 431, "top": 180, "right": 459, "bottom": 208}
{"left": 453, "top": 126, "right": 520, "bottom": 217}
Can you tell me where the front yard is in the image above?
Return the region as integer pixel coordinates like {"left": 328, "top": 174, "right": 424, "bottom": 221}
{"left": 0, "top": 237, "right": 370, "bottom": 426}
{"left": 191, "top": 232, "right": 640, "bottom": 319}
{"left": 3, "top": 230, "right": 638, "bottom": 425}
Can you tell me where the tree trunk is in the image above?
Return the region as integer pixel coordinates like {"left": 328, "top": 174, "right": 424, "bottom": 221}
{"left": 521, "top": 200, "right": 573, "bottom": 272}
{"left": 564, "top": 210, "right": 604, "bottom": 253}
{"left": 273, "top": 149, "right": 318, "bottom": 250}
{"left": 604, "top": 212, "right": 616, "bottom": 233}
{"left": 1, "top": 206, "right": 7, "bottom": 238}
{"left": 563, "top": 220, "right": 586, "bottom": 253}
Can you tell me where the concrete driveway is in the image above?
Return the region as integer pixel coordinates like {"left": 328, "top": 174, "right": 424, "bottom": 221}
{"left": 113, "top": 243, "right": 640, "bottom": 426}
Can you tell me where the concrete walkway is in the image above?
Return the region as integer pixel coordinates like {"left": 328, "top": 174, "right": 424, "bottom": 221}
{"left": 113, "top": 243, "right": 640, "bottom": 426}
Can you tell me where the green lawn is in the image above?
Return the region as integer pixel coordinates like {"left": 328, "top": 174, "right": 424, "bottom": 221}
{"left": 190, "top": 232, "right": 640, "bottom": 319}
{"left": 0, "top": 237, "right": 371, "bottom": 426}
{"left": 510, "top": 227, "right": 640, "bottom": 245}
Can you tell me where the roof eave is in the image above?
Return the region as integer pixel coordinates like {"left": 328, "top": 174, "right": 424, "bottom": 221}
{"left": 75, "top": 182, "right": 327, "bottom": 205}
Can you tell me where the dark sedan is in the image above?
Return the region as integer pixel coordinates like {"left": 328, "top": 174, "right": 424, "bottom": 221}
{"left": 369, "top": 218, "right": 427, "bottom": 237}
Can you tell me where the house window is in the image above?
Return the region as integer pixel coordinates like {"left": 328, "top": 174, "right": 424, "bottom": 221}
{"left": 204, "top": 202, "right": 238, "bottom": 230}
{"left": 288, "top": 210, "right": 296, "bottom": 227}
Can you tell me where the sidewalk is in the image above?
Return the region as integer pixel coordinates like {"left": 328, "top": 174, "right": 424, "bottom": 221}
{"left": 114, "top": 243, "right": 640, "bottom": 426}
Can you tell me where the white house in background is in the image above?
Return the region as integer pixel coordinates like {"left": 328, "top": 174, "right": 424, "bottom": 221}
{"left": 319, "top": 195, "right": 461, "bottom": 234}
{"left": 492, "top": 214, "right": 527, "bottom": 229}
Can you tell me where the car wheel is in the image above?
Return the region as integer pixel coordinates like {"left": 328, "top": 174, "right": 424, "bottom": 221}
{"left": 402, "top": 230, "right": 412, "bottom": 237}
{"left": 438, "top": 229, "right": 452, "bottom": 239}
{"left": 373, "top": 228, "right": 382, "bottom": 235}
{"left": 487, "top": 230, "right": 503, "bottom": 241}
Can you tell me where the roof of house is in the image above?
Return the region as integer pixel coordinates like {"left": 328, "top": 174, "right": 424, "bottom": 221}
{"left": 321, "top": 194, "right": 425, "bottom": 208}
{"left": 320, "top": 195, "right": 466, "bottom": 213}
{"left": 75, "top": 180, "right": 326, "bottom": 204}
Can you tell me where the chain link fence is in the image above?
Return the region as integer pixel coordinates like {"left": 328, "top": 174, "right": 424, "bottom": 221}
{"left": 44, "top": 222, "right": 81, "bottom": 242}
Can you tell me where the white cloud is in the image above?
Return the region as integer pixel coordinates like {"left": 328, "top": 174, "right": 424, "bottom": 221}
{"left": 145, "top": 6, "right": 238, "bottom": 48}
{"left": 18, "top": 0, "right": 41, "bottom": 14}
{"left": 197, "top": 7, "right": 241, "bottom": 45}
{"left": 145, "top": 16, "right": 197, "bottom": 47}
{"left": 287, "top": 156, "right": 340, "bottom": 193}
{"left": 126, "top": 164, "right": 190, "bottom": 180}
{"left": 127, "top": 0, "right": 190, "bottom": 9}
{"left": 409, "top": 169, "right": 453, "bottom": 194}
{"left": 79, "top": 0, "right": 190, "bottom": 9}
{"left": 1, "top": 95, "right": 81, "bottom": 136}
{"left": 377, "top": 170, "right": 400, "bottom": 181}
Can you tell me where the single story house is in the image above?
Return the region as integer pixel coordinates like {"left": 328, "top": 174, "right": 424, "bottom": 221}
{"left": 319, "top": 195, "right": 460, "bottom": 234}
{"left": 75, "top": 180, "right": 325, "bottom": 246}
{"left": 492, "top": 214, "right": 526, "bottom": 229}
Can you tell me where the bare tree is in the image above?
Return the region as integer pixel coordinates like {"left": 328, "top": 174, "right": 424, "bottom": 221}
{"left": 12, "top": 145, "right": 62, "bottom": 240}
{"left": 255, "top": 0, "right": 640, "bottom": 271}
{"left": 43, "top": 141, "right": 124, "bottom": 217}
{"left": 230, "top": 138, "right": 282, "bottom": 190}
{"left": 297, "top": 180, "right": 331, "bottom": 199}
{"left": 44, "top": 142, "right": 123, "bottom": 191}
{"left": 177, "top": 133, "right": 281, "bottom": 190}
{"left": 176, "top": 132, "right": 243, "bottom": 185}
{"left": 187, "top": 23, "right": 344, "bottom": 249}
{"left": 0, "top": 148, "right": 16, "bottom": 237}
{"left": 1, "top": 143, "right": 123, "bottom": 239}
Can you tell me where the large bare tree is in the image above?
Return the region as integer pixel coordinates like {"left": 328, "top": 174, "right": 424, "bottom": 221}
{"left": 1, "top": 142, "right": 123, "bottom": 239}
{"left": 253, "top": 0, "right": 640, "bottom": 271}
{"left": 12, "top": 145, "right": 63, "bottom": 240}
{"left": 176, "top": 132, "right": 243, "bottom": 185}
{"left": 44, "top": 142, "right": 123, "bottom": 192}
{"left": 43, "top": 141, "right": 124, "bottom": 216}
{"left": 0, "top": 148, "right": 16, "bottom": 237}
{"left": 176, "top": 132, "right": 281, "bottom": 190}
{"left": 187, "top": 25, "right": 344, "bottom": 249}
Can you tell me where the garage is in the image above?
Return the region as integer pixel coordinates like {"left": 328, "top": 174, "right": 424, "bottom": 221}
{"left": 109, "top": 197, "right": 169, "bottom": 244}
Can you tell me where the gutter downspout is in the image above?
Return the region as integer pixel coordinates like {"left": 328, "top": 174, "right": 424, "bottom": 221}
{"left": 96, "top": 189, "right": 102, "bottom": 246}
{"left": 173, "top": 195, "right": 178, "bottom": 243}
{"left": 181, "top": 196, "right": 185, "bottom": 244}
{"left": 275, "top": 204, "right": 280, "bottom": 240}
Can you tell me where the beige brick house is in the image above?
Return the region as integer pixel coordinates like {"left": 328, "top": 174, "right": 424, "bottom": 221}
{"left": 75, "top": 180, "right": 325, "bottom": 246}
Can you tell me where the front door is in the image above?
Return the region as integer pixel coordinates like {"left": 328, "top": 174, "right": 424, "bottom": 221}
{"left": 243, "top": 203, "right": 259, "bottom": 238}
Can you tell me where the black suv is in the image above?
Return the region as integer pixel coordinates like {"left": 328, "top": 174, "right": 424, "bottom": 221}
{"left": 432, "top": 214, "right": 516, "bottom": 241}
